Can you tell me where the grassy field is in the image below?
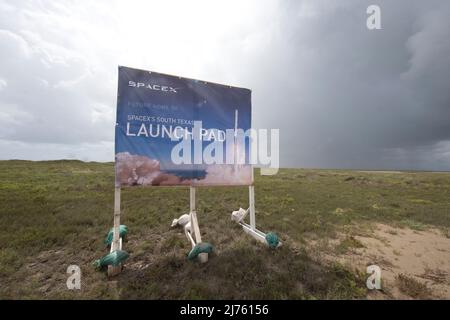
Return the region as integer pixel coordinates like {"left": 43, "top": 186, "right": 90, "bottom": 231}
{"left": 0, "top": 160, "right": 449, "bottom": 299}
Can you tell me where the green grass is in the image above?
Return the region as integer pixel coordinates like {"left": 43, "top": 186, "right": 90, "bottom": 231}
{"left": 0, "top": 161, "right": 449, "bottom": 299}
{"left": 335, "top": 236, "right": 365, "bottom": 254}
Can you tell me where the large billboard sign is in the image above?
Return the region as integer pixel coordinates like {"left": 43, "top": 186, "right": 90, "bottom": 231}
{"left": 115, "top": 66, "right": 253, "bottom": 187}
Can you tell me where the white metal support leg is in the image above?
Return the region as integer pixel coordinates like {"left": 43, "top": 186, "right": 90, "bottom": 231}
{"left": 108, "top": 187, "right": 123, "bottom": 276}
{"left": 190, "top": 187, "right": 208, "bottom": 263}
{"left": 239, "top": 170, "right": 282, "bottom": 247}
{"left": 249, "top": 185, "right": 256, "bottom": 230}
{"left": 241, "top": 183, "right": 267, "bottom": 244}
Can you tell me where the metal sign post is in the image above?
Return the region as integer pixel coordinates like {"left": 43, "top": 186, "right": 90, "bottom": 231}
{"left": 190, "top": 186, "right": 208, "bottom": 263}
{"left": 108, "top": 186, "right": 123, "bottom": 276}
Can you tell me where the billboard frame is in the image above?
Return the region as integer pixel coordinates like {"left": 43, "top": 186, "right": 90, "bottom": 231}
{"left": 107, "top": 67, "right": 280, "bottom": 277}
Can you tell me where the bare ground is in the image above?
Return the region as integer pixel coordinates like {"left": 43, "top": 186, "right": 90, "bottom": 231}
{"left": 307, "top": 223, "right": 450, "bottom": 299}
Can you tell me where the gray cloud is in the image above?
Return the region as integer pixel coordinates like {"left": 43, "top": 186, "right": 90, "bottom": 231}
{"left": 0, "top": 0, "right": 449, "bottom": 170}
{"left": 0, "top": 0, "right": 116, "bottom": 149}
{"left": 241, "top": 0, "right": 450, "bottom": 170}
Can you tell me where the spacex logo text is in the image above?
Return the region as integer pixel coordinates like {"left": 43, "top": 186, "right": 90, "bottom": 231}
{"left": 128, "top": 81, "right": 178, "bottom": 93}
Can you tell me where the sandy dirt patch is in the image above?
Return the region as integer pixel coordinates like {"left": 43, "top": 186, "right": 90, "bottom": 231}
{"left": 310, "top": 224, "right": 450, "bottom": 299}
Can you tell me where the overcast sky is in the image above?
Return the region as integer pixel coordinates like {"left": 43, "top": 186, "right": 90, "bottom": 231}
{"left": 0, "top": 0, "right": 449, "bottom": 170}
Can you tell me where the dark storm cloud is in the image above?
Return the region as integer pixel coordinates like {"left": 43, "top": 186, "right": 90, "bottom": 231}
{"left": 0, "top": 0, "right": 449, "bottom": 169}
{"left": 242, "top": 0, "right": 450, "bottom": 170}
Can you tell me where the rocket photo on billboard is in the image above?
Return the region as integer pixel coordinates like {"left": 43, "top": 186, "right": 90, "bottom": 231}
{"left": 115, "top": 66, "right": 253, "bottom": 187}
